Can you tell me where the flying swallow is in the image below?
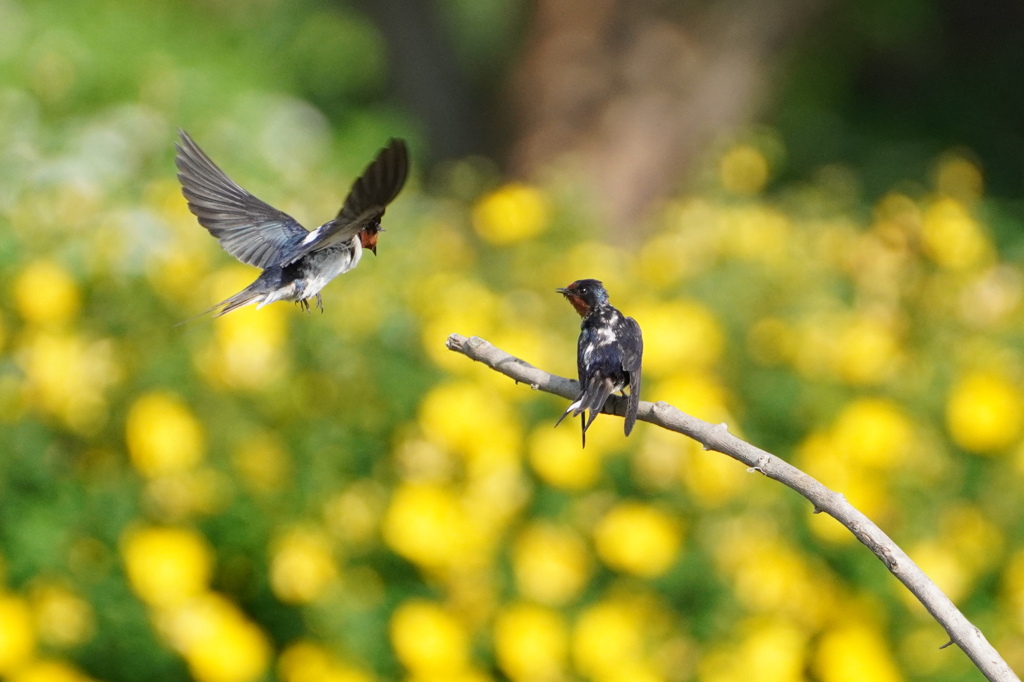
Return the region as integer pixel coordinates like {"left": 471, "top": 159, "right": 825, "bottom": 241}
{"left": 175, "top": 130, "right": 409, "bottom": 316}
{"left": 555, "top": 279, "right": 643, "bottom": 447}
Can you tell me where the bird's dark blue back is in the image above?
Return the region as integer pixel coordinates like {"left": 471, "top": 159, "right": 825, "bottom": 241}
{"left": 578, "top": 307, "right": 631, "bottom": 388}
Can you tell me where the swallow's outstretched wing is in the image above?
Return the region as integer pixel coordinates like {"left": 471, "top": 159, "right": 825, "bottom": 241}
{"left": 175, "top": 130, "right": 309, "bottom": 268}
{"left": 621, "top": 316, "right": 643, "bottom": 436}
{"left": 281, "top": 138, "right": 409, "bottom": 264}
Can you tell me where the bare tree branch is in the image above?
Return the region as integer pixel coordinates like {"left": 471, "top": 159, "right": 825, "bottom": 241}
{"left": 445, "top": 333, "right": 1021, "bottom": 682}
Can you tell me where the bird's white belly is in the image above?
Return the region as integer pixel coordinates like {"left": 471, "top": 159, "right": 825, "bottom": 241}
{"left": 297, "top": 240, "right": 362, "bottom": 299}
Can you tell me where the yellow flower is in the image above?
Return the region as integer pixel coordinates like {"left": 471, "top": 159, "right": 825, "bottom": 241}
{"left": 125, "top": 391, "right": 205, "bottom": 478}
{"left": 946, "top": 371, "right": 1023, "bottom": 453}
{"left": 720, "top": 206, "right": 792, "bottom": 265}
{"left": 213, "top": 308, "right": 288, "bottom": 387}
{"left": 635, "top": 232, "right": 692, "bottom": 289}
{"left": 270, "top": 527, "right": 339, "bottom": 604}
{"left": 652, "top": 371, "right": 731, "bottom": 424}
{"left": 920, "top": 197, "right": 992, "bottom": 270}
{"left": 121, "top": 526, "right": 213, "bottom": 608}
{"left": 813, "top": 622, "right": 903, "bottom": 682}
{"left": 158, "top": 593, "right": 271, "bottom": 682}
{"left": 7, "top": 660, "right": 95, "bottom": 682}
{"left": 941, "top": 504, "right": 1003, "bottom": 575}
{"left": 714, "top": 524, "right": 836, "bottom": 625}
{"left": 593, "top": 503, "right": 682, "bottom": 577}
{"left": 472, "top": 184, "right": 550, "bottom": 245}
{"left": 419, "top": 381, "right": 521, "bottom": 473}
{"left": 675, "top": 436, "right": 749, "bottom": 507}
{"left": 527, "top": 425, "right": 602, "bottom": 490}
{"left": 572, "top": 599, "right": 644, "bottom": 678}
{"left": 390, "top": 599, "right": 471, "bottom": 676}
{"left": 631, "top": 300, "right": 724, "bottom": 378}
{"left": 0, "top": 595, "right": 35, "bottom": 674}
{"left": 14, "top": 260, "right": 80, "bottom": 326}
{"left": 278, "top": 640, "right": 374, "bottom": 682}
{"left": 382, "top": 483, "right": 478, "bottom": 570}
{"left": 29, "top": 583, "right": 94, "bottom": 647}
{"left": 493, "top": 602, "right": 567, "bottom": 682}
{"left": 511, "top": 523, "right": 591, "bottom": 605}
{"left": 719, "top": 145, "right": 770, "bottom": 195}
{"left": 907, "top": 541, "right": 970, "bottom": 605}
{"left": 18, "top": 331, "right": 118, "bottom": 433}
{"left": 733, "top": 619, "right": 808, "bottom": 682}
{"left": 699, "top": 618, "right": 808, "bottom": 682}
{"left": 830, "top": 398, "right": 914, "bottom": 469}
{"left": 833, "top": 315, "right": 900, "bottom": 385}
{"left": 415, "top": 275, "right": 499, "bottom": 371}
{"left": 796, "top": 432, "right": 892, "bottom": 541}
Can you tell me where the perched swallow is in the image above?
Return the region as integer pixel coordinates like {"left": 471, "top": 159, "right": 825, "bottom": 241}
{"left": 555, "top": 279, "right": 643, "bottom": 447}
{"left": 175, "top": 130, "right": 409, "bottom": 316}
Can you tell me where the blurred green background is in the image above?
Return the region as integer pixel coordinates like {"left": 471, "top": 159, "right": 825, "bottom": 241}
{"left": 2, "top": 0, "right": 1024, "bottom": 681}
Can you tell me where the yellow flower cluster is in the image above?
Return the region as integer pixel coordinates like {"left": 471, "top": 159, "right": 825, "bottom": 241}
{"left": 472, "top": 184, "right": 551, "bottom": 245}
{"left": 279, "top": 641, "right": 374, "bottom": 682}
{"left": 122, "top": 526, "right": 270, "bottom": 682}
{"left": 270, "top": 526, "right": 339, "bottom": 604}
{"left": 10, "top": 260, "right": 120, "bottom": 434}
{"left": 798, "top": 397, "right": 917, "bottom": 541}
{"left": 946, "top": 370, "right": 1023, "bottom": 454}
{"left": 125, "top": 391, "right": 226, "bottom": 520}
{"left": 0, "top": 585, "right": 96, "bottom": 681}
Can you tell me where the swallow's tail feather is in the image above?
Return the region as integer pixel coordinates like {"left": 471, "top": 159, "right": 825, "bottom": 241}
{"left": 554, "top": 396, "right": 583, "bottom": 428}
{"left": 213, "top": 284, "right": 268, "bottom": 317}
{"left": 173, "top": 288, "right": 258, "bottom": 326}
{"left": 554, "top": 378, "right": 615, "bottom": 449}
{"left": 623, "top": 383, "right": 640, "bottom": 436}
{"left": 577, "top": 377, "right": 615, "bottom": 427}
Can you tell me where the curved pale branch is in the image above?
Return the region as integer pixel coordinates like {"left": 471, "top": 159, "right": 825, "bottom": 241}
{"left": 445, "top": 333, "right": 1020, "bottom": 682}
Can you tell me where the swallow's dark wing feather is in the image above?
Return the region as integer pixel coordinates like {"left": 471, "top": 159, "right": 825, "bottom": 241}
{"left": 282, "top": 138, "right": 409, "bottom": 264}
{"left": 621, "top": 316, "right": 643, "bottom": 435}
{"left": 336, "top": 138, "right": 409, "bottom": 225}
{"left": 575, "top": 324, "right": 619, "bottom": 435}
{"left": 175, "top": 130, "right": 308, "bottom": 268}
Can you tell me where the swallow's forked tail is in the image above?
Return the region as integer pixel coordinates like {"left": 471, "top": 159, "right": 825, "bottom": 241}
{"left": 554, "top": 377, "right": 618, "bottom": 447}
{"left": 212, "top": 284, "right": 267, "bottom": 317}
{"left": 174, "top": 281, "right": 271, "bottom": 326}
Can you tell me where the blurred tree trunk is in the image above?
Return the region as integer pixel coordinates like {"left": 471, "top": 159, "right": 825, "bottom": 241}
{"left": 505, "top": 0, "right": 825, "bottom": 235}
{"left": 356, "top": 0, "right": 486, "bottom": 159}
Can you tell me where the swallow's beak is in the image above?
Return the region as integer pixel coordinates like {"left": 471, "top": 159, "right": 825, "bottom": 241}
{"left": 556, "top": 287, "right": 569, "bottom": 295}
